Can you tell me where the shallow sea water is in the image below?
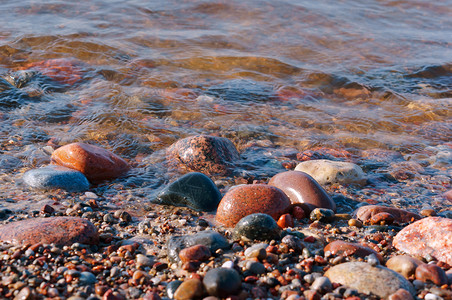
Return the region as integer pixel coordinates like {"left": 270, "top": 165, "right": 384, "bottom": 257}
{"left": 0, "top": 0, "right": 450, "bottom": 215}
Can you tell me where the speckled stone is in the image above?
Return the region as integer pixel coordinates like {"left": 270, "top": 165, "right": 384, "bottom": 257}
{"left": 154, "top": 172, "right": 222, "bottom": 212}
{"left": 167, "top": 230, "right": 229, "bottom": 263}
{"left": 325, "top": 262, "right": 415, "bottom": 299}
{"left": 216, "top": 184, "right": 291, "bottom": 227}
{"left": 23, "top": 165, "right": 90, "bottom": 192}
{"left": 233, "top": 213, "right": 281, "bottom": 241}
{"left": 415, "top": 264, "right": 448, "bottom": 286}
{"left": 167, "top": 135, "right": 240, "bottom": 176}
{"left": 324, "top": 240, "right": 383, "bottom": 263}
{"left": 203, "top": 268, "right": 242, "bottom": 297}
{"left": 354, "top": 205, "right": 421, "bottom": 224}
{"left": 0, "top": 154, "right": 22, "bottom": 170}
{"left": 51, "top": 142, "right": 130, "bottom": 182}
{"left": 0, "top": 217, "right": 98, "bottom": 246}
{"left": 386, "top": 255, "right": 423, "bottom": 279}
{"left": 295, "top": 159, "right": 366, "bottom": 186}
{"left": 393, "top": 217, "right": 452, "bottom": 265}
{"left": 268, "top": 171, "right": 336, "bottom": 212}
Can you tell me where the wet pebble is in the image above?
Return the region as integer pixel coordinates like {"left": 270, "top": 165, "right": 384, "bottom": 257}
{"left": 295, "top": 159, "right": 366, "bottom": 186}
{"left": 324, "top": 240, "right": 383, "bottom": 262}
{"left": 216, "top": 184, "right": 291, "bottom": 227}
{"left": 167, "top": 135, "right": 239, "bottom": 176}
{"left": 0, "top": 154, "right": 22, "bottom": 170}
{"left": 203, "top": 268, "right": 242, "bottom": 297}
{"left": 51, "top": 142, "right": 130, "bottom": 182}
{"left": 282, "top": 234, "right": 304, "bottom": 253}
{"left": 244, "top": 243, "right": 268, "bottom": 260}
{"left": 393, "top": 217, "right": 452, "bottom": 265}
{"left": 232, "top": 213, "right": 281, "bottom": 241}
{"left": 166, "top": 280, "right": 183, "bottom": 299}
{"left": 311, "top": 276, "right": 332, "bottom": 293}
{"left": 167, "top": 231, "right": 229, "bottom": 263}
{"left": 325, "top": 262, "right": 415, "bottom": 299}
{"left": 136, "top": 254, "right": 154, "bottom": 268}
{"left": 388, "top": 288, "right": 414, "bottom": 300}
{"left": 354, "top": 205, "right": 421, "bottom": 224}
{"left": 244, "top": 260, "right": 266, "bottom": 275}
{"left": 268, "top": 170, "right": 336, "bottom": 211}
{"left": 0, "top": 216, "right": 98, "bottom": 246}
{"left": 386, "top": 255, "right": 423, "bottom": 279}
{"left": 179, "top": 244, "right": 211, "bottom": 263}
{"left": 154, "top": 172, "right": 222, "bottom": 212}
{"left": 23, "top": 165, "right": 90, "bottom": 192}
{"left": 79, "top": 272, "right": 97, "bottom": 285}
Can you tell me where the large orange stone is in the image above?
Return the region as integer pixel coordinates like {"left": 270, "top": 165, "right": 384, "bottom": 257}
{"left": 51, "top": 142, "right": 130, "bottom": 182}
{"left": 268, "top": 171, "right": 335, "bottom": 212}
{"left": 215, "top": 184, "right": 291, "bottom": 227}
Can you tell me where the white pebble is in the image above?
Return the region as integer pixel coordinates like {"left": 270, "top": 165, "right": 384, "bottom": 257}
{"left": 221, "top": 260, "right": 235, "bottom": 269}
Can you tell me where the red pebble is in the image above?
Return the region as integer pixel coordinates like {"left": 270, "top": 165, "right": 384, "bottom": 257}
{"left": 277, "top": 213, "right": 294, "bottom": 229}
{"left": 244, "top": 276, "right": 258, "bottom": 283}
{"left": 304, "top": 236, "right": 316, "bottom": 243}
{"left": 41, "top": 204, "right": 55, "bottom": 214}
{"left": 415, "top": 264, "right": 448, "bottom": 286}
{"left": 292, "top": 206, "right": 306, "bottom": 220}
{"left": 179, "top": 244, "right": 211, "bottom": 263}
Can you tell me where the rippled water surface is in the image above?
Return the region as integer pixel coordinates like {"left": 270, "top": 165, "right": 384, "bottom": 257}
{"left": 0, "top": 0, "right": 451, "bottom": 211}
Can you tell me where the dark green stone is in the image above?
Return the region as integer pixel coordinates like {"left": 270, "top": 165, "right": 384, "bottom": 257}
{"left": 233, "top": 213, "right": 281, "bottom": 241}
{"left": 203, "top": 268, "right": 242, "bottom": 297}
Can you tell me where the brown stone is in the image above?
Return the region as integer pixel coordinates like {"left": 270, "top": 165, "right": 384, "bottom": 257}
{"left": 277, "top": 214, "right": 294, "bottom": 229}
{"left": 354, "top": 205, "right": 421, "bottom": 224}
{"left": 0, "top": 217, "right": 98, "bottom": 246}
{"left": 179, "top": 244, "right": 211, "bottom": 263}
{"left": 388, "top": 288, "right": 414, "bottom": 300}
{"left": 268, "top": 171, "right": 335, "bottom": 212}
{"left": 443, "top": 189, "right": 452, "bottom": 203}
{"left": 415, "top": 264, "right": 448, "bottom": 286}
{"left": 386, "top": 255, "right": 423, "bottom": 279}
{"left": 167, "top": 135, "right": 239, "bottom": 176}
{"left": 370, "top": 212, "right": 395, "bottom": 225}
{"left": 51, "top": 142, "right": 130, "bottom": 182}
{"left": 215, "top": 184, "right": 291, "bottom": 227}
{"left": 173, "top": 278, "right": 204, "bottom": 300}
{"left": 393, "top": 217, "right": 452, "bottom": 265}
{"left": 324, "top": 240, "right": 383, "bottom": 263}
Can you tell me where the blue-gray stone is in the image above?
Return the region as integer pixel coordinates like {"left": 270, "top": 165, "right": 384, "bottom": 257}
{"left": 23, "top": 165, "right": 90, "bottom": 192}
{"left": 233, "top": 213, "right": 281, "bottom": 241}
{"left": 155, "top": 172, "right": 222, "bottom": 211}
{"left": 166, "top": 280, "right": 183, "bottom": 299}
{"left": 167, "top": 230, "right": 229, "bottom": 263}
{"left": 203, "top": 268, "right": 242, "bottom": 297}
{"left": 79, "top": 271, "right": 97, "bottom": 285}
{"left": 0, "top": 154, "right": 22, "bottom": 170}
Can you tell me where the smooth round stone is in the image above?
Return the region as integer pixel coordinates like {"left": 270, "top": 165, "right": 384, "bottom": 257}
{"left": 179, "top": 244, "right": 211, "bottom": 263}
{"left": 79, "top": 272, "right": 96, "bottom": 285}
{"left": 281, "top": 235, "right": 304, "bottom": 253}
{"left": 393, "top": 217, "right": 452, "bottom": 265}
{"left": 310, "top": 208, "right": 335, "bottom": 223}
{"left": 166, "top": 280, "right": 183, "bottom": 299}
{"left": 173, "top": 278, "right": 203, "bottom": 300}
{"left": 203, "top": 268, "right": 242, "bottom": 297}
{"left": 386, "top": 255, "right": 423, "bottom": 279}
{"left": 154, "top": 172, "right": 222, "bottom": 212}
{"left": 295, "top": 159, "right": 366, "bottom": 186}
{"left": 354, "top": 205, "right": 421, "bottom": 225}
{"left": 136, "top": 254, "right": 154, "bottom": 268}
{"left": 0, "top": 217, "right": 98, "bottom": 246}
{"left": 167, "top": 230, "right": 229, "bottom": 263}
{"left": 51, "top": 142, "right": 130, "bottom": 182}
{"left": 324, "top": 240, "right": 383, "bottom": 263}
{"left": 268, "top": 171, "right": 336, "bottom": 212}
{"left": 245, "top": 260, "right": 266, "bottom": 275}
{"left": 232, "top": 213, "right": 281, "bottom": 241}
{"left": 415, "top": 264, "right": 448, "bottom": 286}
{"left": 311, "top": 276, "right": 332, "bottom": 293}
{"left": 23, "top": 165, "right": 90, "bottom": 192}
{"left": 0, "top": 154, "right": 22, "bottom": 170}
{"left": 325, "top": 262, "right": 415, "bottom": 299}
{"left": 167, "top": 135, "right": 240, "bottom": 176}
{"left": 216, "top": 184, "right": 291, "bottom": 227}
{"left": 244, "top": 243, "right": 268, "bottom": 260}
{"left": 388, "top": 288, "right": 414, "bottom": 300}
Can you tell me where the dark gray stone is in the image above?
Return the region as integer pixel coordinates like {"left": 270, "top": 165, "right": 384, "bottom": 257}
{"left": 154, "top": 172, "right": 222, "bottom": 211}
{"left": 281, "top": 234, "right": 304, "bottom": 253}
{"left": 310, "top": 208, "right": 335, "bottom": 222}
{"left": 166, "top": 280, "right": 183, "bottom": 299}
{"left": 79, "top": 272, "right": 96, "bottom": 285}
{"left": 23, "top": 165, "right": 90, "bottom": 192}
{"left": 233, "top": 213, "right": 281, "bottom": 241}
{"left": 203, "top": 268, "right": 242, "bottom": 297}
{"left": 167, "top": 230, "right": 229, "bottom": 263}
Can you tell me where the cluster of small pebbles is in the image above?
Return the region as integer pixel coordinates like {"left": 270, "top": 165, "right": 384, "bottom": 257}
{"left": 0, "top": 134, "right": 450, "bottom": 300}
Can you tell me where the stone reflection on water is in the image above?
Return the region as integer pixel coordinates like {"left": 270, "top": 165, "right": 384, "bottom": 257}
{"left": 0, "top": 0, "right": 450, "bottom": 214}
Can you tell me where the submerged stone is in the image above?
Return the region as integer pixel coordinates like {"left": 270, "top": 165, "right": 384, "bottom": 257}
{"left": 167, "top": 231, "right": 229, "bottom": 263}
{"left": 0, "top": 217, "right": 99, "bottom": 246}
{"left": 154, "top": 172, "right": 222, "bottom": 212}
{"left": 354, "top": 205, "right": 421, "bottom": 224}
{"left": 167, "top": 135, "right": 240, "bottom": 176}
{"left": 23, "top": 165, "right": 90, "bottom": 192}
{"left": 0, "top": 154, "right": 22, "bottom": 170}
